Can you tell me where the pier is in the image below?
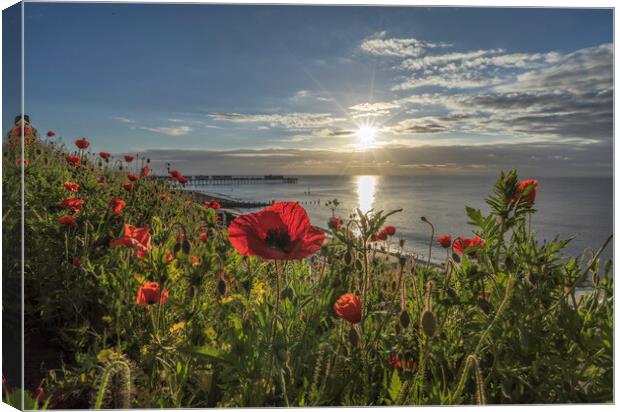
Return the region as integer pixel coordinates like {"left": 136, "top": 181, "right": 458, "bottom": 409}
{"left": 157, "top": 174, "right": 298, "bottom": 185}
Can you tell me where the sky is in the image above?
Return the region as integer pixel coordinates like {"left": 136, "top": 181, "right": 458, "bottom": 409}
{"left": 6, "top": 3, "right": 614, "bottom": 175}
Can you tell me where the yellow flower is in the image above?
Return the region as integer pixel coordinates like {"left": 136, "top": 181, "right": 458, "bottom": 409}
{"left": 170, "top": 321, "right": 186, "bottom": 333}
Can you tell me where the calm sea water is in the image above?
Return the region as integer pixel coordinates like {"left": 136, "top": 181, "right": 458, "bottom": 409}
{"left": 189, "top": 176, "right": 613, "bottom": 264}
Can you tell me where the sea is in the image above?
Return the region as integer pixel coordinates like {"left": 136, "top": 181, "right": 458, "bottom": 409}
{"left": 188, "top": 176, "right": 613, "bottom": 265}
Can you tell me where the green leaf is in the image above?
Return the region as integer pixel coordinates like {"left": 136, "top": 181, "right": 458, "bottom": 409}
{"left": 178, "top": 346, "right": 230, "bottom": 363}
{"left": 388, "top": 368, "right": 401, "bottom": 401}
{"left": 466, "top": 206, "right": 484, "bottom": 228}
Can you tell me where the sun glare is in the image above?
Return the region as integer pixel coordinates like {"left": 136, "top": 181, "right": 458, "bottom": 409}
{"left": 356, "top": 126, "right": 378, "bottom": 149}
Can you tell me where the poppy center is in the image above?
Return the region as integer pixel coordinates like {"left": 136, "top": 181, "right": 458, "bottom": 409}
{"left": 265, "top": 228, "right": 292, "bottom": 252}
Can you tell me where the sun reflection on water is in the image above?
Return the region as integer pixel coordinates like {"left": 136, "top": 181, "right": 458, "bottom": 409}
{"left": 356, "top": 175, "right": 378, "bottom": 214}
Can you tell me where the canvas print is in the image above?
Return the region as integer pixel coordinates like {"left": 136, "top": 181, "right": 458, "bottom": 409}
{"left": 1, "top": 2, "right": 614, "bottom": 408}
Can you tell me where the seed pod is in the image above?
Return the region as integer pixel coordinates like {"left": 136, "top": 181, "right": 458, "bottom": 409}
{"left": 420, "top": 310, "right": 437, "bottom": 337}
{"left": 399, "top": 239, "right": 406, "bottom": 248}
{"left": 348, "top": 327, "right": 360, "bottom": 347}
{"left": 344, "top": 250, "right": 353, "bottom": 266}
{"left": 354, "top": 259, "right": 363, "bottom": 271}
{"left": 593, "top": 272, "right": 600, "bottom": 287}
{"left": 217, "top": 279, "right": 227, "bottom": 295}
{"left": 276, "top": 348, "right": 288, "bottom": 363}
{"left": 182, "top": 239, "right": 191, "bottom": 254}
{"left": 400, "top": 310, "right": 411, "bottom": 328}
{"left": 452, "top": 253, "right": 461, "bottom": 263}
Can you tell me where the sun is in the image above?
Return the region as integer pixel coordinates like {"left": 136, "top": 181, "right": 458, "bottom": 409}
{"left": 356, "top": 126, "right": 378, "bottom": 149}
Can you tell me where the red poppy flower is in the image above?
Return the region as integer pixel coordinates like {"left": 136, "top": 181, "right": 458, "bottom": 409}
{"left": 58, "top": 215, "right": 77, "bottom": 227}
{"left": 124, "top": 155, "right": 134, "bottom": 162}
{"left": 15, "top": 159, "right": 29, "bottom": 167}
{"left": 109, "top": 197, "right": 126, "bottom": 215}
{"left": 97, "top": 177, "right": 106, "bottom": 186}
{"left": 405, "top": 359, "right": 415, "bottom": 370}
{"left": 65, "top": 155, "right": 81, "bottom": 167}
{"left": 437, "top": 234, "right": 452, "bottom": 248}
{"left": 64, "top": 181, "right": 80, "bottom": 192}
{"left": 122, "top": 183, "right": 133, "bottom": 191}
{"left": 160, "top": 194, "right": 171, "bottom": 202}
{"left": 12, "top": 126, "right": 32, "bottom": 137}
{"left": 60, "top": 197, "right": 85, "bottom": 213}
{"left": 333, "top": 293, "right": 362, "bottom": 324}
{"left": 203, "top": 200, "right": 221, "bottom": 209}
{"left": 127, "top": 173, "right": 139, "bottom": 182}
{"left": 46, "top": 130, "right": 55, "bottom": 137}
{"left": 177, "top": 176, "right": 188, "bottom": 185}
{"left": 169, "top": 169, "right": 182, "bottom": 179}
{"left": 200, "top": 231, "right": 208, "bottom": 242}
{"left": 165, "top": 252, "right": 174, "bottom": 262}
{"left": 228, "top": 201, "right": 325, "bottom": 260}
{"left": 387, "top": 353, "right": 402, "bottom": 369}
{"left": 71, "top": 258, "right": 81, "bottom": 267}
{"left": 376, "top": 231, "right": 388, "bottom": 241}
{"left": 328, "top": 217, "right": 343, "bottom": 230}
{"left": 99, "top": 151, "right": 111, "bottom": 159}
{"left": 136, "top": 282, "right": 168, "bottom": 305}
{"left": 33, "top": 387, "right": 44, "bottom": 400}
{"left": 74, "top": 138, "right": 89, "bottom": 149}
{"left": 110, "top": 224, "right": 152, "bottom": 258}
{"left": 141, "top": 166, "right": 150, "bottom": 176}
{"left": 513, "top": 179, "right": 539, "bottom": 204}
{"left": 190, "top": 255, "right": 201, "bottom": 266}
{"left": 383, "top": 226, "right": 396, "bottom": 236}
{"left": 453, "top": 236, "right": 485, "bottom": 256}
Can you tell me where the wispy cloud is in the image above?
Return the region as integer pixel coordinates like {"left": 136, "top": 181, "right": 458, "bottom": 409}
{"left": 140, "top": 125, "right": 192, "bottom": 136}
{"left": 209, "top": 112, "right": 346, "bottom": 130}
{"left": 360, "top": 31, "right": 451, "bottom": 58}
{"left": 112, "top": 116, "right": 136, "bottom": 123}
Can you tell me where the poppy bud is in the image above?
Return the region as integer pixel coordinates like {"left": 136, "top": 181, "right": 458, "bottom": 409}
{"left": 217, "top": 279, "right": 227, "bottom": 295}
{"left": 173, "top": 242, "right": 181, "bottom": 254}
{"left": 182, "top": 239, "right": 191, "bottom": 254}
{"left": 593, "top": 272, "right": 600, "bottom": 287}
{"left": 344, "top": 250, "right": 353, "bottom": 266}
{"left": 354, "top": 259, "right": 363, "bottom": 271}
{"left": 420, "top": 310, "right": 437, "bottom": 337}
{"left": 399, "top": 310, "right": 411, "bottom": 328}
{"left": 348, "top": 326, "right": 360, "bottom": 347}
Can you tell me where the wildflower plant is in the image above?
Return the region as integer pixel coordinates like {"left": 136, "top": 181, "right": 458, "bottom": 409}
{"left": 1, "top": 131, "right": 613, "bottom": 407}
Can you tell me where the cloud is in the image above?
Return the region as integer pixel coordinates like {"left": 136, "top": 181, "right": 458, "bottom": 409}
{"left": 112, "top": 116, "right": 135, "bottom": 123}
{"left": 140, "top": 125, "right": 192, "bottom": 136}
{"left": 208, "top": 112, "right": 345, "bottom": 129}
{"left": 399, "top": 49, "right": 504, "bottom": 70}
{"left": 392, "top": 71, "right": 502, "bottom": 90}
{"left": 380, "top": 41, "right": 612, "bottom": 145}
{"left": 496, "top": 44, "right": 612, "bottom": 94}
{"left": 389, "top": 118, "right": 449, "bottom": 135}
{"left": 348, "top": 101, "right": 400, "bottom": 117}
{"left": 360, "top": 31, "right": 451, "bottom": 58}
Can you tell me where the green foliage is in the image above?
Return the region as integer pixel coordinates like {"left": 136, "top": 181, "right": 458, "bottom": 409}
{"left": 3, "top": 137, "right": 613, "bottom": 407}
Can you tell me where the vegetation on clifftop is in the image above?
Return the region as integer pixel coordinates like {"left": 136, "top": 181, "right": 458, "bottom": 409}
{"left": 2, "top": 128, "right": 613, "bottom": 408}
